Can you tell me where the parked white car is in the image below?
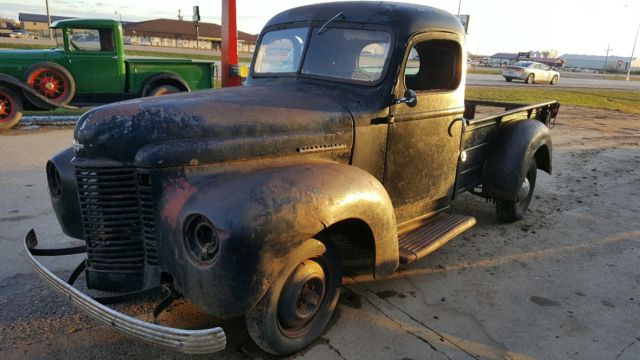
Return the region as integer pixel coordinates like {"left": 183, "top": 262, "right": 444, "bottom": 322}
{"left": 502, "top": 61, "right": 560, "bottom": 85}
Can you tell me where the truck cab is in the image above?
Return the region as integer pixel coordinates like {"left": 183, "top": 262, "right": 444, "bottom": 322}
{"left": 52, "top": 19, "right": 127, "bottom": 93}
{"left": 27, "top": 1, "right": 559, "bottom": 357}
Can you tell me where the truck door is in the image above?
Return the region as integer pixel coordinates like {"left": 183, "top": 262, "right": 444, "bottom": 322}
{"left": 385, "top": 33, "right": 466, "bottom": 224}
{"left": 63, "top": 27, "right": 125, "bottom": 94}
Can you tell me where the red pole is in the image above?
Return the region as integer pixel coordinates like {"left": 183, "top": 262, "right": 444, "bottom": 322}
{"left": 221, "top": 0, "right": 242, "bottom": 87}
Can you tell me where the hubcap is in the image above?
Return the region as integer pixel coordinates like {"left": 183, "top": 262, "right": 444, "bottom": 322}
{"left": 0, "top": 93, "right": 11, "bottom": 119}
{"left": 517, "top": 177, "right": 531, "bottom": 202}
{"left": 28, "top": 69, "right": 67, "bottom": 100}
{"left": 278, "top": 260, "right": 326, "bottom": 334}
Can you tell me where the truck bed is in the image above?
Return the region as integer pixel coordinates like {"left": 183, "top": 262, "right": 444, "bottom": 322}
{"left": 456, "top": 100, "right": 560, "bottom": 194}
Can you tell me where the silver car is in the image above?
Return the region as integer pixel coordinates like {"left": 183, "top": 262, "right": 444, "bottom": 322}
{"left": 502, "top": 61, "right": 560, "bottom": 85}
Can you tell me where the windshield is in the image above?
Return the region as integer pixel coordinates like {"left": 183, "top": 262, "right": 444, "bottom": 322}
{"left": 254, "top": 27, "right": 392, "bottom": 84}
{"left": 54, "top": 29, "right": 64, "bottom": 49}
{"left": 515, "top": 61, "right": 533, "bottom": 67}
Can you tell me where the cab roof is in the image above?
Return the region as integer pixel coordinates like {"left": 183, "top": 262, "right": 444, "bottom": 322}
{"left": 50, "top": 19, "right": 120, "bottom": 29}
{"left": 264, "top": 1, "right": 464, "bottom": 38}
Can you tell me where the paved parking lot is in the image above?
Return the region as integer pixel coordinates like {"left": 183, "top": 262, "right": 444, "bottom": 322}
{"left": 1, "top": 105, "right": 639, "bottom": 359}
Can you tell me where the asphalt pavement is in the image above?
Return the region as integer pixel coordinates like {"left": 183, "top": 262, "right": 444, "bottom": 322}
{"left": 467, "top": 73, "right": 640, "bottom": 90}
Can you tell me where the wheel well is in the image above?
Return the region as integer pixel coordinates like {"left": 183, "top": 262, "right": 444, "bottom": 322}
{"left": 150, "top": 78, "right": 188, "bottom": 92}
{"left": 142, "top": 74, "right": 189, "bottom": 96}
{"left": 534, "top": 145, "right": 551, "bottom": 174}
{"left": 317, "top": 218, "right": 376, "bottom": 276}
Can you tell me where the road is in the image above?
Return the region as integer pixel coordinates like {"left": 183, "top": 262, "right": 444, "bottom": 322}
{"left": 1, "top": 105, "right": 640, "bottom": 359}
{"left": 467, "top": 73, "right": 640, "bottom": 90}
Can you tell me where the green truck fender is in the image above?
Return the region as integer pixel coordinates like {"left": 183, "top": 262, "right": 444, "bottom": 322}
{"left": 482, "top": 119, "right": 552, "bottom": 200}
{"left": 0, "top": 73, "right": 77, "bottom": 110}
{"left": 160, "top": 161, "right": 399, "bottom": 318}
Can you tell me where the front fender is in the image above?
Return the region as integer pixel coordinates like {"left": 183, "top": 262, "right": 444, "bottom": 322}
{"left": 161, "top": 162, "right": 398, "bottom": 318}
{"left": 0, "top": 73, "right": 76, "bottom": 110}
{"left": 482, "top": 119, "right": 552, "bottom": 200}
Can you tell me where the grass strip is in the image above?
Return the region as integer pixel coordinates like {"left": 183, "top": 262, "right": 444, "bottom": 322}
{"left": 466, "top": 86, "right": 640, "bottom": 114}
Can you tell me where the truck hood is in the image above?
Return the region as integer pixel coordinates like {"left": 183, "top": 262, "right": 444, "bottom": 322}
{"left": 73, "top": 86, "right": 354, "bottom": 167}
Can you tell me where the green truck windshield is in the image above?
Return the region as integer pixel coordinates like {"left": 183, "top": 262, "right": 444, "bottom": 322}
{"left": 254, "top": 27, "right": 391, "bottom": 84}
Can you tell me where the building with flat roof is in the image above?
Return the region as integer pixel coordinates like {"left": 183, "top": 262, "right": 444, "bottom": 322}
{"left": 560, "top": 54, "right": 640, "bottom": 72}
{"left": 19, "top": 13, "right": 73, "bottom": 37}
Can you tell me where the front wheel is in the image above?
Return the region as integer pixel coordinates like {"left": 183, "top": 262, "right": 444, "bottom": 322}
{"left": 496, "top": 158, "right": 537, "bottom": 222}
{"left": 550, "top": 75, "right": 558, "bottom": 85}
{"left": 245, "top": 239, "right": 342, "bottom": 355}
{"left": 525, "top": 73, "right": 535, "bottom": 84}
{"left": 25, "top": 62, "right": 76, "bottom": 105}
{"left": 0, "top": 86, "right": 24, "bottom": 130}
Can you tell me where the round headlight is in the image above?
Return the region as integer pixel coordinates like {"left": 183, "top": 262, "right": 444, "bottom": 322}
{"left": 46, "top": 161, "right": 62, "bottom": 198}
{"left": 183, "top": 214, "right": 220, "bottom": 266}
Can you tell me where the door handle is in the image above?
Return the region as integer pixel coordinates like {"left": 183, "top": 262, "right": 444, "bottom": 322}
{"left": 448, "top": 117, "right": 467, "bottom": 137}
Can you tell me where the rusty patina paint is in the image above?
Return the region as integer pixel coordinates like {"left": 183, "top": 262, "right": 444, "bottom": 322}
{"left": 161, "top": 178, "right": 197, "bottom": 230}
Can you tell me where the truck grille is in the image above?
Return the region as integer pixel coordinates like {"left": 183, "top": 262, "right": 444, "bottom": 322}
{"left": 76, "top": 167, "right": 158, "bottom": 273}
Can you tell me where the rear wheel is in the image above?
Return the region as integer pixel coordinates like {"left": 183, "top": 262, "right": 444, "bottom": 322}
{"left": 496, "top": 158, "right": 537, "bottom": 222}
{"left": 245, "top": 239, "right": 342, "bottom": 355}
{"left": 550, "top": 75, "right": 558, "bottom": 85}
{"left": 0, "top": 86, "right": 23, "bottom": 130}
{"left": 525, "top": 73, "right": 535, "bottom": 84}
{"left": 25, "top": 62, "right": 75, "bottom": 105}
{"left": 147, "top": 84, "right": 182, "bottom": 96}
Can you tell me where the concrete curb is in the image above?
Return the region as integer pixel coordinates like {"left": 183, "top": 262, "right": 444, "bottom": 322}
{"left": 18, "top": 116, "right": 80, "bottom": 127}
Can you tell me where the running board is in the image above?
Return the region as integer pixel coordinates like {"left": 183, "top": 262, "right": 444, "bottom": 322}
{"left": 398, "top": 213, "right": 476, "bottom": 265}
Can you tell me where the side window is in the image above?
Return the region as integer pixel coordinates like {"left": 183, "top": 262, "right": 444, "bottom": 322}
{"left": 68, "top": 28, "right": 115, "bottom": 52}
{"left": 404, "top": 39, "right": 461, "bottom": 91}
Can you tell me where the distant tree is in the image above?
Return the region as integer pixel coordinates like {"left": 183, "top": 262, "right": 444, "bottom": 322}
{"left": 540, "top": 49, "right": 559, "bottom": 58}
{"left": 0, "top": 17, "right": 19, "bottom": 30}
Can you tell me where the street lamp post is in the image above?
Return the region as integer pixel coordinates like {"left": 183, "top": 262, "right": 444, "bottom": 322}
{"left": 45, "top": 0, "right": 52, "bottom": 40}
{"left": 627, "top": 23, "right": 639, "bottom": 81}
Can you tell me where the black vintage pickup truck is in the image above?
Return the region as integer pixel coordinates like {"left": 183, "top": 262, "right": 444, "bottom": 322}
{"left": 26, "top": 1, "right": 559, "bottom": 356}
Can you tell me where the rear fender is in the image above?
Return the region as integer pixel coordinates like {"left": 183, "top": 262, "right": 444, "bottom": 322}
{"left": 164, "top": 162, "right": 398, "bottom": 317}
{"left": 482, "top": 119, "right": 552, "bottom": 200}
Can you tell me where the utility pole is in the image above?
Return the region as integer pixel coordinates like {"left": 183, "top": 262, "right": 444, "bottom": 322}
{"left": 627, "top": 23, "right": 639, "bottom": 81}
{"left": 457, "top": 0, "right": 462, "bottom": 16}
{"left": 178, "top": 9, "right": 183, "bottom": 21}
{"left": 603, "top": 44, "right": 612, "bottom": 74}
{"left": 193, "top": 6, "right": 200, "bottom": 50}
{"left": 45, "top": 0, "right": 52, "bottom": 40}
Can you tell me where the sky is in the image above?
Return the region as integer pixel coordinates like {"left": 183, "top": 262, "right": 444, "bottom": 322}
{"left": 2, "top": 0, "right": 639, "bottom": 57}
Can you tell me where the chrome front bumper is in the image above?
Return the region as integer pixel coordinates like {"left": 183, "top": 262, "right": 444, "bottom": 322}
{"left": 24, "top": 230, "right": 226, "bottom": 354}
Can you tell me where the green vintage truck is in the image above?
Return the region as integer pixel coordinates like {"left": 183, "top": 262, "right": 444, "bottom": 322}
{"left": 0, "top": 19, "right": 217, "bottom": 129}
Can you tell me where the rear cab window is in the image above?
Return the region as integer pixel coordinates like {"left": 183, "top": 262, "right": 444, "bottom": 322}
{"left": 68, "top": 28, "right": 115, "bottom": 52}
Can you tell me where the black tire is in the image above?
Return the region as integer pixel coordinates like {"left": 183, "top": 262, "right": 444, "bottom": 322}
{"left": 496, "top": 158, "right": 537, "bottom": 222}
{"left": 525, "top": 73, "right": 535, "bottom": 84}
{"left": 504, "top": 77, "right": 513, "bottom": 82}
{"left": 147, "top": 84, "right": 182, "bottom": 96}
{"left": 0, "top": 86, "right": 24, "bottom": 130}
{"left": 24, "top": 62, "right": 76, "bottom": 105}
{"left": 550, "top": 75, "right": 558, "bottom": 85}
{"left": 245, "top": 238, "right": 342, "bottom": 355}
